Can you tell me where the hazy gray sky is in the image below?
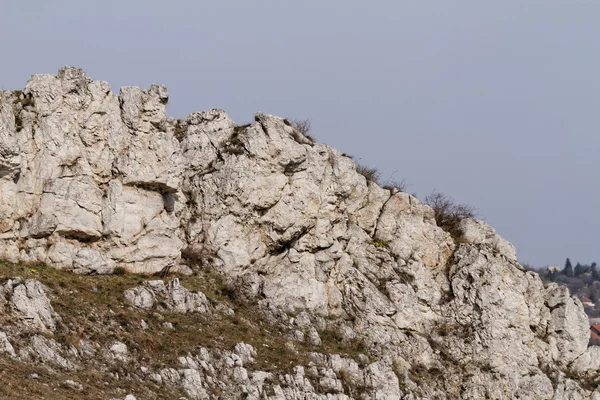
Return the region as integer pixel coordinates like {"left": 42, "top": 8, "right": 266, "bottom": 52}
{"left": 2, "top": 0, "right": 598, "bottom": 267}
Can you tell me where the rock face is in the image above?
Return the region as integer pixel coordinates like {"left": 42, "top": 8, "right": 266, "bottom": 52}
{"left": 0, "top": 69, "right": 182, "bottom": 273}
{"left": 1, "top": 68, "right": 599, "bottom": 398}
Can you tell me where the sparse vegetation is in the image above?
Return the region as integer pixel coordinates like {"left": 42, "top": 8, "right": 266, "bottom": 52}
{"left": 317, "top": 325, "right": 366, "bottom": 360}
{"left": 424, "top": 190, "right": 475, "bottom": 239}
{"left": 11, "top": 90, "right": 34, "bottom": 132}
{"left": 222, "top": 126, "right": 249, "bottom": 155}
{"left": 381, "top": 171, "right": 409, "bottom": 193}
{"left": 291, "top": 118, "right": 314, "bottom": 142}
{"left": 173, "top": 120, "right": 189, "bottom": 141}
{"left": 283, "top": 118, "right": 315, "bottom": 142}
{"left": 371, "top": 239, "right": 389, "bottom": 249}
{"left": 0, "top": 356, "right": 186, "bottom": 400}
{"left": 233, "top": 123, "right": 251, "bottom": 135}
{"left": 382, "top": 178, "right": 408, "bottom": 193}
{"left": 0, "top": 260, "right": 371, "bottom": 398}
{"left": 356, "top": 164, "right": 380, "bottom": 184}
{"left": 113, "top": 266, "right": 126, "bottom": 275}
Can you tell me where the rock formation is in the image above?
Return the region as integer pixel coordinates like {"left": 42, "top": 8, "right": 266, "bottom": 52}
{"left": 1, "top": 67, "right": 600, "bottom": 398}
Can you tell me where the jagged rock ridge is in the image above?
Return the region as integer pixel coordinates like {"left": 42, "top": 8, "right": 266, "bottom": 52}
{"left": 1, "top": 67, "right": 600, "bottom": 399}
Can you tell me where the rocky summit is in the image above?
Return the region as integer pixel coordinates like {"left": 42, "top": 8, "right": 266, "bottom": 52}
{"left": 0, "top": 67, "right": 599, "bottom": 399}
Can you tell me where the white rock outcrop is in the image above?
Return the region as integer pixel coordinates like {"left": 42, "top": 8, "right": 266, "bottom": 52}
{"left": 0, "top": 67, "right": 598, "bottom": 398}
{"left": 0, "top": 331, "right": 16, "bottom": 357}
{"left": 124, "top": 278, "right": 211, "bottom": 313}
{"left": 0, "top": 278, "right": 58, "bottom": 332}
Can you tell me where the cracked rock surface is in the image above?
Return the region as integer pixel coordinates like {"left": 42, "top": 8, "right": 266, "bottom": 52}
{"left": 1, "top": 68, "right": 599, "bottom": 399}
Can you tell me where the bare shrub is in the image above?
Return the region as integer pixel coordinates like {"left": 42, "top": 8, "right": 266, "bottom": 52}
{"left": 285, "top": 118, "right": 315, "bottom": 142}
{"left": 382, "top": 171, "right": 409, "bottom": 192}
{"left": 383, "top": 178, "right": 408, "bottom": 193}
{"left": 291, "top": 118, "right": 311, "bottom": 135}
{"left": 356, "top": 164, "right": 380, "bottom": 184}
{"left": 424, "top": 190, "right": 475, "bottom": 239}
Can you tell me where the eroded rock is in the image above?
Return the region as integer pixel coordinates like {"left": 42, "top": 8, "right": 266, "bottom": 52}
{"left": 124, "top": 278, "right": 211, "bottom": 314}
{"left": 0, "top": 278, "right": 58, "bottom": 332}
{"left": 0, "top": 68, "right": 598, "bottom": 399}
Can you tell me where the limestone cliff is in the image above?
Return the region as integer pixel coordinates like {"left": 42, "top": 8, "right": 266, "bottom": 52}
{"left": 0, "top": 67, "right": 599, "bottom": 399}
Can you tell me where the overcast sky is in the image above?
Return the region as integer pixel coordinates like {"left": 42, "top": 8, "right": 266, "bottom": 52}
{"left": 2, "top": 0, "right": 598, "bottom": 267}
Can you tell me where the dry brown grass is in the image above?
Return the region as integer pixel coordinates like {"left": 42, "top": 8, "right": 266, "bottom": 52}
{"left": 0, "top": 355, "right": 183, "bottom": 400}
{"left": 0, "top": 260, "right": 369, "bottom": 398}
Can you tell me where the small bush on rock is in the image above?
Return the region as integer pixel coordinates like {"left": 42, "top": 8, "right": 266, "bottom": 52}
{"left": 424, "top": 190, "right": 475, "bottom": 239}
{"left": 383, "top": 178, "right": 408, "bottom": 193}
{"left": 284, "top": 118, "right": 315, "bottom": 142}
{"left": 113, "top": 267, "right": 126, "bottom": 275}
{"left": 356, "top": 164, "right": 380, "bottom": 184}
{"left": 222, "top": 128, "right": 247, "bottom": 155}
{"left": 291, "top": 118, "right": 310, "bottom": 134}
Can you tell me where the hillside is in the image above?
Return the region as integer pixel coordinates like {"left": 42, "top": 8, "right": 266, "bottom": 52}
{"left": 1, "top": 67, "right": 600, "bottom": 399}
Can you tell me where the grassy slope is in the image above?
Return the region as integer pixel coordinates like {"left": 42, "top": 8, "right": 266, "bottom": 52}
{"left": 0, "top": 261, "right": 363, "bottom": 399}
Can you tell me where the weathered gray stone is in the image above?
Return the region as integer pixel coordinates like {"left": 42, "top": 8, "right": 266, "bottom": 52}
{"left": 0, "top": 91, "right": 21, "bottom": 179}
{"left": 124, "top": 278, "right": 211, "bottom": 314}
{"left": 108, "top": 341, "right": 128, "bottom": 362}
{"left": 1, "top": 278, "right": 58, "bottom": 332}
{"left": 460, "top": 218, "right": 518, "bottom": 261}
{"left": 0, "top": 332, "right": 16, "bottom": 357}
{"left": 181, "top": 368, "right": 208, "bottom": 400}
{"left": 0, "top": 68, "right": 597, "bottom": 399}
{"left": 20, "top": 335, "right": 74, "bottom": 370}
{"left": 73, "top": 247, "right": 116, "bottom": 274}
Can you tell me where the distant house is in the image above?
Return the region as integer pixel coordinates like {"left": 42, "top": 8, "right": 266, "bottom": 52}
{"left": 580, "top": 296, "right": 595, "bottom": 308}
{"left": 547, "top": 265, "right": 561, "bottom": 273}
